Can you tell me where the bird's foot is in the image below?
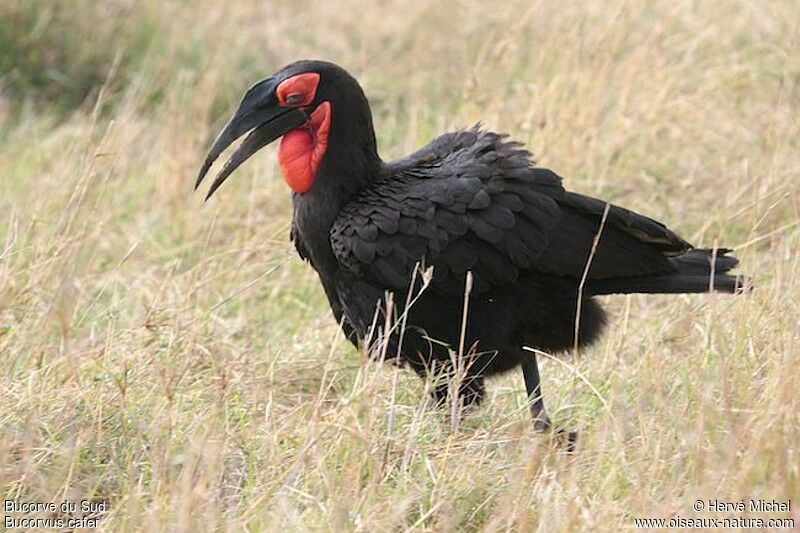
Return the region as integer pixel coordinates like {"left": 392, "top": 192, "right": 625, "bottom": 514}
{"left": 531, "top": 409, "right": 578, "bottom": 452}
{"left": 532, "top": 412, "right": 552, "bottom": 433}
{"left": 553, "top": 428, "right": 579, "bottom": 453}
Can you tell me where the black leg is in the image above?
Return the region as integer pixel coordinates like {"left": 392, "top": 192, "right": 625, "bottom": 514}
{"left": 522, "top": 354, "right": 578, "bottom": 451}
{"left": 431, "top": 373, "right": 485, "bottom": 410}
{"left": 521, "top": 356, "right": 552, "bottom": 432}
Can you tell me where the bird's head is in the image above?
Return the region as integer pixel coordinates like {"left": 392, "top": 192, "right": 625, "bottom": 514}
{"left": 196, "top": 60, "right": 376, "bottom": 200}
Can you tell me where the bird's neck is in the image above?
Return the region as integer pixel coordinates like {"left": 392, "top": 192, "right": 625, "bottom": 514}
{"left": 290, "top": 88, "right": 383, "bottom": 271}
{"left": 291, "top": 125, "right": 382, "bottom": 272}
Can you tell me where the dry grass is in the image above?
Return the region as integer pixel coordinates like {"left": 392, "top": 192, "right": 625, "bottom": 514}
{"left": 1, "top": 0, "right": 799, "bottom": 531}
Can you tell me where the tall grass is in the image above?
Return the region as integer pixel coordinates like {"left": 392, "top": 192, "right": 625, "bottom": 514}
{"left": 1, "top": 0, "right": 798, "bottom": 530}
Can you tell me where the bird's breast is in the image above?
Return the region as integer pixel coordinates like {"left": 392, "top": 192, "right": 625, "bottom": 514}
{"left": 292, "top": 197, "right": 341, "bottom": 274}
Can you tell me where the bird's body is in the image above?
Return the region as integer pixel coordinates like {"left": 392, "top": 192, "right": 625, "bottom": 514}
{"left": 197, "top": 60, "right": 746, "bottom": 436}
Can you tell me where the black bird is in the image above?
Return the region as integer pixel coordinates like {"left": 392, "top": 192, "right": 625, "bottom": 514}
{"left": 196, "top": 60, "right": 746, "bottom": 438}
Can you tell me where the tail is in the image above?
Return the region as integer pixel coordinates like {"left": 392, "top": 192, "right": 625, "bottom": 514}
{"left": 587, "top": 248, "right": 750, "bottom": 296}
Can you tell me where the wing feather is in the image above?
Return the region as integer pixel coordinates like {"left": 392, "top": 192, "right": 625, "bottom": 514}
{"left": 329, "top": 127, "right": 694, "bottom": 296}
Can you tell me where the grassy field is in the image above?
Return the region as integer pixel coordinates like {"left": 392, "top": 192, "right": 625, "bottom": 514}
{"left": 1, "top": 0, "right": 799, "bottom": 530}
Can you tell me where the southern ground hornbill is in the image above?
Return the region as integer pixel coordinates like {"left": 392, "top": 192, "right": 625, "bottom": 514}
{"left": 196, "top": 60, "right": 747, "bottom": 441}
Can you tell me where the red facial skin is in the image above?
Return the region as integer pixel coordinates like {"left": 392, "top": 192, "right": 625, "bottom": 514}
{"left": 275, "top": 73, "right": 330, "bottom": 193}
{"left": 277, "top": 101, "right": 331, "bottom": 193}
{"left": 276, "top": 72, "right": 320, "bottom": 107}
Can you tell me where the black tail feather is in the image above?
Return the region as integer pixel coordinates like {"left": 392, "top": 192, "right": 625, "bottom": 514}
{"left": 673, "top": 248, "right": 739, "bottom": 274}
{"left": 587, "top": 248, "right": 750, "bottom": 296}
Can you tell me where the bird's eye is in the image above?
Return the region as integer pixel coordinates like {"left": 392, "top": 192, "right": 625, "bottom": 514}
{"left": 285, "top": 93, "right": 304, "bottom": 106}
{"left": 276, "top": 73, "right": 320, "bottom": 107}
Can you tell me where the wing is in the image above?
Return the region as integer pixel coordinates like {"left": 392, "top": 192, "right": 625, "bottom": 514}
{"left": 331, "top": 127, "right": 694, "bottom": 296}
{"left": 531, "top": 191, "right": 691, "bottom": 279}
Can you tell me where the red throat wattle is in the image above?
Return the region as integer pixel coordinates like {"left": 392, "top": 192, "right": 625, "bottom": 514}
{"left": 278, "top": 101, "right": 331, "bottom": 193}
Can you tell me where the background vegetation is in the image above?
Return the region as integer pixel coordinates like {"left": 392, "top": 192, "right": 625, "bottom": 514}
{"left": 1, "top": 0, "right": 798, "bottom": 530}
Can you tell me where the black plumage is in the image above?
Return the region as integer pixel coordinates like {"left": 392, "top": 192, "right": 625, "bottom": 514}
{"left": 196, "top": 60, "right": 747, "bottom": 439}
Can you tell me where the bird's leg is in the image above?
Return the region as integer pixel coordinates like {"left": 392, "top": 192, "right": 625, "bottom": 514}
{"left": 431, "top": 372, "right": 485, "bottom": 411}
{"left": 521, "top": 356, "right": 552, "bottom": 432}
{"left": 522, "top": 355, "right": 578, "bottom": 451}
{"left": 425, "top": 358, "right": 485, "bottom": 413}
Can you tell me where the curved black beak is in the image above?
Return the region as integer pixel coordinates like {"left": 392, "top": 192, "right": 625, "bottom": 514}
{"left": 196, "top": 78, "right": 308, "bottom": 200}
